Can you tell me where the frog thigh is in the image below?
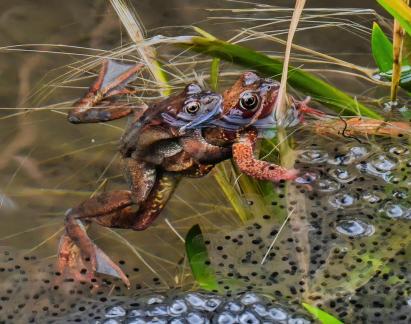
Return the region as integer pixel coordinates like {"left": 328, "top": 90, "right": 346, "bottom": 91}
{"left": 132, "top": 171, "right": 182, "bottom": 230}
{"left": 122, "top": 158, "right": 157, "bottom": 204}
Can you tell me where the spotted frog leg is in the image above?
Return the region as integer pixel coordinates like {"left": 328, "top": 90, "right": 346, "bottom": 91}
{"left": 232, "top": 129, "right": 299, "bottom": 181}
{"left": 57, "top": 158, "right": 183, "bottom": 287}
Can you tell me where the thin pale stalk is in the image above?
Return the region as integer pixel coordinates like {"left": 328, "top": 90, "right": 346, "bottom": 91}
{"left": 110, "top": 0, "right": 171, "bottom": 96}
{"left": 275, "top": 0, "right": 306, "bottom": 124}
{"left": 213, "top": 164, "right": 253, "bottom": 223}
{"left": 391, "top": 18, "right": 405, "bottom": 100}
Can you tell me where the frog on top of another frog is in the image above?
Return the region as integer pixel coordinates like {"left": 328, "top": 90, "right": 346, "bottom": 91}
{"left": 58, "top": 60, "right": 309, "bottom": 285}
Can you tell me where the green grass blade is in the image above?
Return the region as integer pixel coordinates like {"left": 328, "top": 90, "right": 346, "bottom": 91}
{"left": 377, "top": 0, "right": 411, "bottom": 36}
{"left": 213, "top": 166, "right": 254, "bottom": 223}
{"left": 185, "top": 224, "right": 219, "bottom": 291}
{"left": 371, "top": 22, "right": 394, "bottom": 72}
{"left": 210, "top": 58, "right": 220, "bottom": 91}
{"left": 302, "top": 303, "right": 343, "bottom": 324}
{"left": 180, "top": 36, "right": 382, "bottom": 119}
{"left": 152, "top": 60, "right": 172, "bottom": 96}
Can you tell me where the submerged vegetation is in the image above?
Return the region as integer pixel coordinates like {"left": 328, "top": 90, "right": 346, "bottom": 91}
{"left": 1, "top": 0, "right": 411, "bottom": 323}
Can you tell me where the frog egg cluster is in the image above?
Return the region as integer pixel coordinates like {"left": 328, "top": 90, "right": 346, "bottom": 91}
{"left": 63, "top": 292, "right": 311, "bottom": 324}
{"left": 0, "top": 246, "right": 312, "bottom": 323}
{"left": 205, "top": 136, "right": 411, "bottom": 323}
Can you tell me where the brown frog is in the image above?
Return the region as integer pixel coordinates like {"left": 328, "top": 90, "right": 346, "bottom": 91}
{"left": 57, "top": 62, "right": 305, "bottom": 285}
{"left": 58, "top": 60, "right": 223, "bottom": 285}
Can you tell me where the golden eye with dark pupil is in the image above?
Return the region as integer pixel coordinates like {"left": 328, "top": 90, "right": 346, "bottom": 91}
{"left": 184, "top": 102, "right": 201, "bottom": 114}
{"left": 239, "top": 92, "right": 260, "bottom": 110}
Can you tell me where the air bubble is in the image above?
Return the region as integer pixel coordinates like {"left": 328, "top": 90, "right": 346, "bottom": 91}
{"left": 335, "top": 219, "right": 375, "bottom": 237}
{"left": 295, "top": 172, "right": 317, "bottom": 184}
{"left": 128, "top": 309, "right": 145, "bottom": 318}
{"left": 329, "top": 193, "right": 356, "bottom": 208}
{"left": 240, "top": 292, "right": 260, "bottom": 305}
{"left": 370, "top": 154, "right": 398, "bottom": 172}
{"left": 217, "top": 312, "right": 237, "bottom": 324}
{"left": 299, "top": 150, "right": 329, "bottom": 163}
{"left": 289, "top": 317, "right": 311, "bottom": 324}
{"left": 239, "top": 311, "right": 259, "bottom": 324}
{"left": 267, "top": 307, "right": 288, "bottom": 320}
{"left": 185, "top": 311, "right": 206, "bottom": 324}
{"left": 105, "top": 306, "right": 126, "bottom": 318}
{"left": 316, "top": 178, "right": 340, "bottom": 192}
{"left": 251, "top": 303, "right": 267, "bottom": 317}
{"left": 382, "top": 202, "right": 411, "bottom": 219}
{"left": 361, "top": 191, "right": 384, "bottom": 204}
{"left": 147, "top": 296, "right": 165, "bottom": 305}
{"left": 127, "top": 318, "right": 146, "bottom": 324}
{"left": 389, "top": 145, "right": 409, "bottom": 156}
{"left": 146, "top": 318, "right": 167, "bottom": 324}
{"left": 185, "top": 293, "right": 205, "bottom": 309}
{"left": 204, "top": 297, "right": 221, "bottom": 311}
{"left": 146, "top": 305, "right": 168, "bottom": 317}
{"left": 103, "top": 319, "right": 121, "bottom": 324}
{"left": 329, "top": 168, "right": 356, "bottom": 183}
{"left": 168, "top": 299, "right": 187, "bottom": 315}
{"left": 349, "top": 146, "right": 369, "bottom": 159}
{"left": 223, "top": 301, "right": 243, "bottom": 313}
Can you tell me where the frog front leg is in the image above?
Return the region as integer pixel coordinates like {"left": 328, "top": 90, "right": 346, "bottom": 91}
{"left": 232, "top": 130, "right": 298, "bottom": 182}
{"left": 68, "top": 59, "right": 145, "bottom": 123}
{"left": 180, "top": 129, "right": 232, "bottom": 164}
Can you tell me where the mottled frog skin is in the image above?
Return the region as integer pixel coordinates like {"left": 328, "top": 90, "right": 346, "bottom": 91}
{"left": 58, "top": 60, "right": 223, "bottom": 285}
{"left": 58, "top": 62, "right": 305, "bottom": 285}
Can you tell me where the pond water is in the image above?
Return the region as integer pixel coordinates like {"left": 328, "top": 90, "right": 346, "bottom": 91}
{"left": 0, "top": 0, "right": 410, "bottom": 323}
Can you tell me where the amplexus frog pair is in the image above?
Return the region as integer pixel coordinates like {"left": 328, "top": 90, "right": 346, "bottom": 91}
{"left": 58, "top": 59, "right": 313, "bottom": 285}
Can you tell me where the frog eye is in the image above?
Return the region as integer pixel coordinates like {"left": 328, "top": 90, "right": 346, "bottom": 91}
{"left": 184, "top": 101, "right": 201, "bottom": 115}
{"left": 239, "top": 91, "right": 260, "bottom": 110}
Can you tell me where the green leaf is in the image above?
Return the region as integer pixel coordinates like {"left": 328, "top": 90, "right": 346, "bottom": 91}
{"left": 210, "top": 58, "right": 220, "bottom": 91}
{"left": 302, "top": 303, "right": 344, "bottom": 324}
{"left": 185, "top": 224, "right": 219, "bottom": 291}
{"left": 180, "top": 36, "right": 383, "bottom": 120}
{"left": 371, "top": 22, "right": 393, "bottom": 72}
{"left": 152, "top": 60, "right": 171, "bottom": 96}
{"left": 377, "top": 0, "right": 411, "bottom": 36}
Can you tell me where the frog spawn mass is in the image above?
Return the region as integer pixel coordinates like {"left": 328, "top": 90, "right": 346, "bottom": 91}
{"left": 0, "top": 246, "right": 312, "bottom": 323}
{"left": 204, "top": 133, "right": 411, "bottom": 323}
{"left": 63, "top": 292, "right": 311, "bottom": 323}
{"left": 0, "top": 129, "right": 410, "bottom": 322}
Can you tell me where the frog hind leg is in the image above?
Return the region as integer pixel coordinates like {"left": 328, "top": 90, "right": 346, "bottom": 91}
{"left": 232, "top": 130, "right": 298, "bottom": 182}
{"left": 58, "top": 171, "right": 179, "bottom": 289}
{"left": 79, "top": 171, "right": 180, "bottom": 231}
{"left": 58, "top": 160, "right": 157, "bottom": 286}
{"left": 132, "top": 171, "right": 181, "bottom": 230}
{"left": 57, "top": 190, "right": 134, "bottom": 287}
